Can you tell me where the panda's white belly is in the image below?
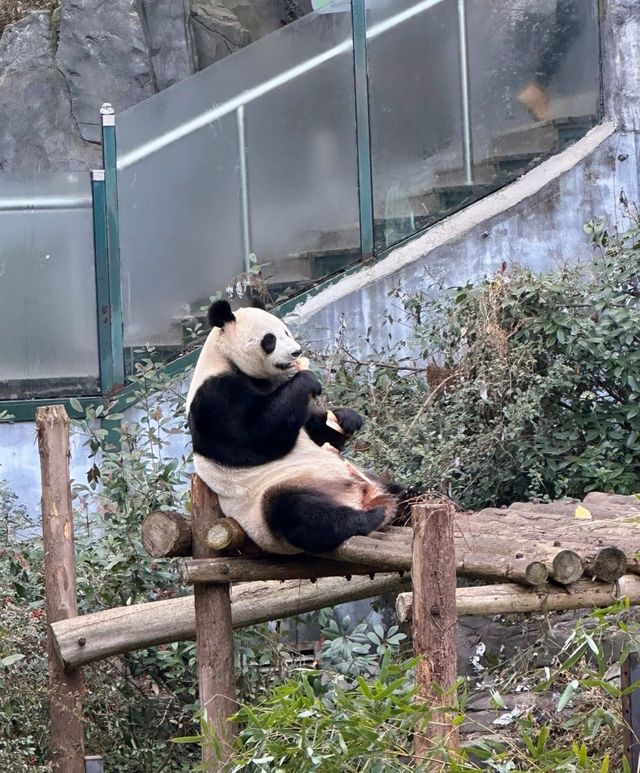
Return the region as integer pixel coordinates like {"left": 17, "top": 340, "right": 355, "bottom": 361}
{"left": 193, "top": 431, "right": 387, "bottom": 554}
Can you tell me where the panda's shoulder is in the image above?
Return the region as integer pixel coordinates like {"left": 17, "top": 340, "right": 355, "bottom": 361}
{"left": 190, "top": 369, "right": 268, "bottom": 413}
{"left": 192, "top": 371, "right": 246, "bottom": 401}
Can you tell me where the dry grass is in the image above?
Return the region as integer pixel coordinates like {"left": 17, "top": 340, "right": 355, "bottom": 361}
{"left": 0, "top": 0, "right": 58, "bottom": 39}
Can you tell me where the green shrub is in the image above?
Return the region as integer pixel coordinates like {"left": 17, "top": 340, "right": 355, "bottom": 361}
{"left": 325, "top": 221, "right": 640, "bottom": 509}
{"left": 188, "top": 603, "right": 634, "bottom": 772}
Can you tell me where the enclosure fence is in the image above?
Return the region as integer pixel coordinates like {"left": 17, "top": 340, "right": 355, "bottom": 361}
{"left": 1, "top": 0, "right": 601, "bottom": 416}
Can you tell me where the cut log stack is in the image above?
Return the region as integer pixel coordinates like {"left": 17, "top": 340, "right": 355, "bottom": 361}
{"left": 142, "top": 492, "right": 640, "bottom": 591}
{"left": 138, "top": 492, "right": 640, "bottom": 768}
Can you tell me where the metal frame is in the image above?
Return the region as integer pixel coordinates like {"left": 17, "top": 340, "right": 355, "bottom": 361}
{"left": 100, "top": 104, "right": 125, "bottom": 389}
{"left": 351, "top": 0, "right": 375, "bottom": 260}
{"left": 457, "top": 0, "right": 473, "bottom": 185}
{"left": 92, "top": 169, "right": 114, "bottom": 393}
{"left": 2, "top": 106, "right": 126, "bottom": 422}
{"left": 236, "top": 105, "right": 253, "bottom": 272}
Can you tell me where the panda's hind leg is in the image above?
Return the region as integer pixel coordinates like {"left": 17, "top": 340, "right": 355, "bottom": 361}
{"left": 265, "top": 489, "right": 386, "bottom": 553}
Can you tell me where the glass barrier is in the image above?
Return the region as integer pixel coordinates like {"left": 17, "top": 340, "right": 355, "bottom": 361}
{"left": 366, "top": 0, "right": 600, "bottom": 251}
{"left": 0, "top": 174, "right": 99, "bottom": 400}
{"left": 117, "top": 0, "right": 359, "bottom": 350}
{"left": 466, "top": 0, "right": 600, "bottom": 185}
{"left": 366, "top": 0, "right": 463, "bottom": 251}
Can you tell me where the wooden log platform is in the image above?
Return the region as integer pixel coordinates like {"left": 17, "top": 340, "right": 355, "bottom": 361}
{"left": 142, "top": 492, "right": 640, "bottom": 589}
{"left": 324, "top": 492, "right": 640, "bottom": 587}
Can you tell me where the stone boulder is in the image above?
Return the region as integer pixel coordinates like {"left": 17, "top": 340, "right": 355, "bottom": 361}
{"left": 0, "top": 11, "right": 99, "bottom": 172}
{"left": 191, "top": 0, "right": 251, "bottom": 69}
{"left": 57, "top": 0, "right": 155, "bottom": 142}
{"left": 141, "top": 0, "right": 196, "bottom": 90}
{"left": 190, "top": 0, "right": 311, "bottom": 69}
{"left": 215, "top": 0, "right": 287, "bottom": 42}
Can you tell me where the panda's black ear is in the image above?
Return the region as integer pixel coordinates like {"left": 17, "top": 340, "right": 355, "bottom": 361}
{"left": 208, "top": 300, "right": 235, "bottom": 328}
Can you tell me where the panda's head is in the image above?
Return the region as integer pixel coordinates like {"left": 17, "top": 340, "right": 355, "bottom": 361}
{"left": 208, "top": 300, "right": 302, "bottom": 381}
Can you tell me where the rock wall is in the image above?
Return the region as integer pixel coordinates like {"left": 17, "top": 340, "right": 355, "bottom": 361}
{"left": 0, "top": 0, "right": 299, "bottom": 171}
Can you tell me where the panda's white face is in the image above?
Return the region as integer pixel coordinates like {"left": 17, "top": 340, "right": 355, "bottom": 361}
{"left": 219, "top": 306, "right": 302, "bottom": 381}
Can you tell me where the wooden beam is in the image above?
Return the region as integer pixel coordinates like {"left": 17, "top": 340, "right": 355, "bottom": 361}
{"left": 412, "top": 501, "right": 458, "bottom": 765}
{"left": 206, "top": 518, "right": 247, "bottom": 552}
{"left": 52, "top": 573, "right": 410, "bottom": 668}
{"left": 583, "top": 546, "right": 627, "bottom": 583}
{"left": 52, "top": 567, "right": 640, "bottom": 672}
{"left": 622, "top": 652, "right": 640, "bottom": 771}
{"left": 141, "top": 508, "right": 637, "bottom": 585}
{"left": 320, "top": 538, "right": 551, "bottom": 587}
{"left": 549, "top": 549, "right": 584, "bottom": 585}
{"left": 396, "top": 573, "right": 640, "bottom": 622}
{"left": 37, "top": 405, "right": 85, "bottom": 773}
{"left": 142, "top": 510, "right": 192, "bottom": 558}
{"left": 191, "top": 477, "right": 236, "bottom": 769}
{"left": 141, "top": 510, "right": 251, "bottom": 557}
{"left": 457, "top": 555, "right": 548, "bottom": 586}
{"left": 182, "top": 557, "right": 385, "bottom": 584}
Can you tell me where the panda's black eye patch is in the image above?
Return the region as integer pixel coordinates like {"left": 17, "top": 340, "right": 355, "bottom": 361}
{"left": 261, "top": 333, "right": 277, "bottom": 354}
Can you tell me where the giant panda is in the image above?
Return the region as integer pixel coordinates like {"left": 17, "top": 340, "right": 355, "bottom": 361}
{"left": 185, "top": 299, "right": 398, "bottom": 554}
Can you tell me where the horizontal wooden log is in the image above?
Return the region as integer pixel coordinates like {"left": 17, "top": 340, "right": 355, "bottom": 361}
{"left": 314, "top": 536, "right": 411, "bottom": 569}
{"left": 396, "top": 573, "right": 640, "bottom": 622}
{"left": 508, "top": 493, "right": 640, "bottom": 521}
{"left": 182, "top": 557, "right": 385, "bottom": 584}
{"left": 549, "top": 549, "right": 584, "bottom": 585}
{"left": 141, "top": 512, "right": 249, "bottom": 558}
{"left": 320, "top": 538, "right": 552, "bottom": 587}
{"left": 141, "top": 503, "right": 637, "bottom": 586}
{"left": 142, "top": 511, "right": 192, "bottom": 558}
{"left": 51, "top": 573, "right": 410, "bottom": 669}
{"left": 374, "top": 532, "right": 624, "bottom": 585}
{"left": 471, "top": 509, "right": 640, "bottom": 541}
{"left": 206, "top": 518, "right": 247, "bottom": 551}
{"left": 458, "top": 555, "right": 548, "bottom": 586}
{"left": 583, "top": 547, "right": 627, "bottom": 583}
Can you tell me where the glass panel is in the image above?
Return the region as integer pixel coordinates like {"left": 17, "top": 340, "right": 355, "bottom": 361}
{"left": 367, "top": 0, "right": 600, "bottom": 253}
{"left": 467, "top": 0, "right": 600, "bottom": 182}
{"left": 366, "top": 0, "right": 464, "bottom": 251}
{"left": 117, "top": 113, "right": 243, "bottom": 351}
{"left": 245, "top": 7, "right": 360, "bottom": 298}
{"left": 0, "top": 174, "right": 99, "bottom": 400}
{"left": 117, "top": 0, "right": 359, "bottom": 347}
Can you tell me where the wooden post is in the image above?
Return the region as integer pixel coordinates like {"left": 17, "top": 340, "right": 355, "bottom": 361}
{"left": 411, "top": 501, "right": 458, "bottom": 767}
{"left": 622, "top": 652, "right": 640, "bottom": 771}
{"left": 191, "top": 475, "right": 236, "bottom": 768}
{"left": 37, "top": 405, "right": 85, "bottom": 772}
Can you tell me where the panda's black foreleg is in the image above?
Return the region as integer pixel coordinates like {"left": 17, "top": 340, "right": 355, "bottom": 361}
{"left": 305, "top": 407, "right": 363, "bottom": 451}
{"left": 259, "top": 370, "right": 323, "bottom": 440}
{"left": 265, "top": 488, "right": 386, "bottom": 553}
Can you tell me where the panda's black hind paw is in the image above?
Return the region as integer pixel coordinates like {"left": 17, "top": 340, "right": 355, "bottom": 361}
{"left": 333, "top": 408, "right": 363, "bottom": 435}
{"left": 363, "top": 506, "right": 386, "bottom": 533}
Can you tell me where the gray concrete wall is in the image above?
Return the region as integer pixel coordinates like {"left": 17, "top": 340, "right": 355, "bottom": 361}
{"left": 286, "top": 124, "right": 639, "bottom": 353}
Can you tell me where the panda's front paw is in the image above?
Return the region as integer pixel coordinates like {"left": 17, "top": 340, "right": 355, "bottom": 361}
{"left": 294, "top": 369, "right": 322, "bottom": 397}
{"left": 332, "top": 408, "right": 363, "bottom": 436}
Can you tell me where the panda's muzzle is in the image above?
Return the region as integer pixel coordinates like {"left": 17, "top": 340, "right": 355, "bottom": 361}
{"left": 275, "top": 349, "right": 302, "bottom": 371}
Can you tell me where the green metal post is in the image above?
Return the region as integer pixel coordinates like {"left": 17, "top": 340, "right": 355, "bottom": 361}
{"left": 101, "top": 103, "right": 125, "bottom": 389}
{"left": 351, "top": 0, "right": 375, "bottom": 260}
{"left": 91, "top": 169, "right": 114, "bottom": 393}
